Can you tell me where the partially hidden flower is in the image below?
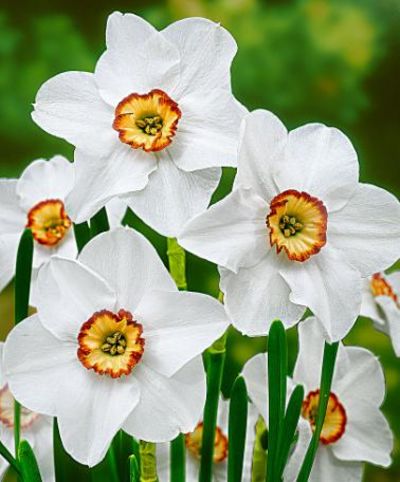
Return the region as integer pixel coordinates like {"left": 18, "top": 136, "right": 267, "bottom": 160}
{"left": 3, "top": 227, "right": 229, "bottom": 466}
{"left": 243, "top": 318, "right": 393, "bottom": 481}
{"left": 32, "top": 12, "right": 246, "bottom": 236}
{"left": 361, "top": 271, "right": 400, "bottom": 356}
{"left": 178, "top": 110, "right": 400, "bottom": 341}
{"left": 0, "top": 155, "right": 76, "bottom": 294}
{"left": 0, "top": 343, "right": 54, "bottom": 482}
{"left": 157, "top": 396, "right": 259, "bottom": 481}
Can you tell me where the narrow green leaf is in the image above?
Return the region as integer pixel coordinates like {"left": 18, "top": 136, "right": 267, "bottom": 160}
{"left": 0, "top": 440, "right": 20, "bottom": 475}
{"left": 228, "top": 376, "right": 248, "bottom": 482}
{"left": 296, "top": 341, "right": 339, "bottom": 481}
{"left": 129, "top": 455, "right": 140, "bottom": 482}
{"left": 114, "top": 431, "right": 140, "bottom": 482}
{"left": 53, "top": 419, "right": 90, "bottom": 482}
{"left": 170, "top": 434, "right": 185, "bottom": 482}
{"left": 73, "top": 221, "right": 91, "bottom": 252}
{"left": 90, "top": 446, "right": 120, "bottom": 482}
{"left": 276, "top": 385, "right": 304, "bottom": 477}
{"left": 14, "top": 229, "right": 34, "bottom": 456}
{"left": 266, "top": 320, "right": 287, "bottom": 482}
{"left": 90, "top": 206, "right": 110, "bottom": 237}
{"left": 167, "top": 238, "right": 187, "bottom": 290}
{"left": 199, "top": 343, "right": 226, "bottom": 482}
{"left": 18, "top": 440, "right": 42, "bottom": 482}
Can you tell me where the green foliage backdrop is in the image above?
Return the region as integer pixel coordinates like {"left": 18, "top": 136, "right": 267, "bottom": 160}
{"left": 0, "top": 1, "right": 399, "bottom": 480}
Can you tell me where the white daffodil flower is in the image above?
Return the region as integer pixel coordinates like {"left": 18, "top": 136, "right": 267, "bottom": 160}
{"left": 178, "top": 110, "right": 400, "bottom": 341}
{"left": 32, "top": 12, "right": 246, "bottom": 236}
{"left": 0, "top": 343, "right": 54, "bottom": 482}
{"left": 157, "top": 397, "right": 259, "bottom": 481}
{"left": 361, "top": 272, "right": 400, "bottom": 356}
{"left": 3, "top": 227, "right": 229, "bottom": 467}
{"left": 0, "top": 155, "right": 77, "bottom": 294}
{"left": 284, "top": 317, "right": 393, "bottom": 482}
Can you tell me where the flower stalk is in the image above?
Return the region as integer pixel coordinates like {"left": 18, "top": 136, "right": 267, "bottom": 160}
{"left": 228, "top": 376, "right": 248, "bottom": 482}
{"left": 170, "top": 434, "right": 185, "bottom": 482}
{"left": 18, "top": 440, "right": 43, "bottom": 482}
{"left": 296, "top": 341, "right": 339, "bottom": 481}
{"left": 14, "top": 229, "right": 34, "bottom": 457}
{"left": 139, "top": 441, "right": 159, "bottom": 482}
{"left": 167, "top": 238, "right": 187, "bottom": 290}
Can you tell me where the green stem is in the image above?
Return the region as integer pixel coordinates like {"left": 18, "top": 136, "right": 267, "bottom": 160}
{"left": 73, "top": 221, "right": 91, "bottom": 252}
{"left": 167, "top": 238, "right": 187, "bottom": 290}
{"left": 130, "top": 455, "right": 140, "bottom": 482}
{"left": 228, "top": 376, "right": 248, "bottom": 482}
{"left": 14, "top": 229, "right": 34, "bottom": 457}
{"left": 0, "top": 440, "right": 20, "bottom": 475}
{"left": 170, "top": 434, "right": 185, "bottom": 482}
{"left": 266, "top": 321, "right": 287, "bottom": 482}
{"left": 296, "top": 342, "right": 339, "bottom": 482}
{"left": 139, "top": 441, "right": 158, "bottom": 482}
{"left": 18, "top": 440, "right": 42, "bottom": 482}
{"left": 90, "top": 206, "right": 110, "bottom": 237}
{"left": 199, "top": 339, "right": 226, "bottom": 482}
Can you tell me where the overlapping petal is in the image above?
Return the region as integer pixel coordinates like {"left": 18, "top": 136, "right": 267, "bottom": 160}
{"left": 0, "top": 233, "right": 20, "bottom": 291}
{"left": 0, "top": 179, "right": 26, "bottom": 235}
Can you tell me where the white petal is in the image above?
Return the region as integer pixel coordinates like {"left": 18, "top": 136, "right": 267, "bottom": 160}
{"left": 35, "top": 257, "right": 117, "bottom": 340}
{"left": 137, "top": 290, "right": 228, "bottom": 377}
{"left": 221, "top": 252, "right": 306, "bottom": 335}
{"left": 280, "top": 247, "right": 362, "bottom": 342}
{"left": 309, "top": 446, "right": 363, "bottom": 482}
{"left": 106, "top": 197, "right": 128, "bottom": 229}
{"left": 4, "top": 314, "right": 77, "bottom": 416}
{"left": 275, "top": 124, "right": 359, "bottom": 212}
{"left": 178, "top": 188, "right": 269, "bottom": 272}
{"left": 332, "top": 400, "right": 393, "bottom": 467}
{"left": 16, "top": 156, "right": 74, "bottom": 211}
{"left": 376, "top": 296, "right": 400, "bottom": 356}
{"left": 30, "top": 417, "right": 55, "bottom": 482}
{"left": 242, "top": 353, "right": 269, "bottom": 421}
{"left": 79, "top": 228, "right": 176, "bottom": 314}
{"left": 0, "top": 342, "right": 5, "bottom": 387}
{"left": 169, "top": 89, "right": 246, "bottom": 171}
{"left": 234, "top": 110, "right": 287, "bottom": 200}
{"left": 162, "top": 17, "right": 237, "bottom": 97}
{"left": 0, "top": 179, "right": 26, "bottom": 234}
{"left": 360, "top": 279, "right": 383, "bottom": 324}
{"left": 123, "top": 357, "right": 205, "bottom": 442}
{"left": 387, "top": 271, "right": 400, "bottom": 294}
{"left": 57, "top": 367, "right": 140, "bottom": 467}
{"left": 32, "top": 72, "right": 115, "bottom": 155}
{"left": 66, "top": 146, "right": 157, "bottom": 223}
{"left": 0, "top": 233, "right": 19, "bottom": 292}
{"left": 127, "top": 155, "right": 221, "bottom": 237}
{"left": 283, "top": 419, "right": 312, "bottom": 482}
{"left": 32, "top": 227, "right": 77, "bottom": 271}
{"left": 95, "top": 12, "right": 180, "bottom": 106}
{"left": 328, "top": 183, "right": 400, "bottom": 277}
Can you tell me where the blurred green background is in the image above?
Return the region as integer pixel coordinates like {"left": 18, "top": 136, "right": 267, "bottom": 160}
{"left": 0, "top": 0, "right": 399, "bottom": 480}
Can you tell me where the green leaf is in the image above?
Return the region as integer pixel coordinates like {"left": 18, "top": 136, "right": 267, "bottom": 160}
{"left": 167, "top": 238, "right": 187, "bottom": 290}
{"left": 276, "top": 385, "right": 304, "bottom": 477}
{"left": 73, "top": 221, "right": 91, "bottom": 252}
{"left": 0, "top": 440, "right": 20, "bottom": 476}
{"left": 129, "top": 455, "right": 140, "bottom": 482}
{"left": 296, "top": 341, "right": 339, "bottom": 481}
{"left": 90, "top": 207, "right": 110, "bottom": 237}
{"left": 18, "top": 440, "right": 42, "bottom": 482}
{"left": 228, "top": 376, "right": 248, "bottom": 482}
{"left": 266, "top": 320, "right": 287, "bottom": 482}
{"left": 170, "top": 434, "right": 185, "bottom": 482}
{"left": 199, "top": 344, "right": 226, "bottom": 482}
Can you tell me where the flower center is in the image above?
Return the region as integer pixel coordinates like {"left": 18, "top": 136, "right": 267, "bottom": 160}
{"left": 113, "top": 89, "right": 181, "bottom": 152}
{"left": 27, "top": 199, "right": 72, "bottom": 247}
{"left": 302, "top": 390, "right": 346, "bottom": 445}
{"left": 77, "top": 309, "right": 145, "bottom": 378}
{"left": 267, "top": 189, "right": 328, "bottom": 262}
{"left": 0, "top": 386, "right": 39, "bottom": 430}
{"left": 370, "top": 273, "right": 399, "bottom": 306}
{"left": 185, "top": 423, "right": 228, "bottom": 463}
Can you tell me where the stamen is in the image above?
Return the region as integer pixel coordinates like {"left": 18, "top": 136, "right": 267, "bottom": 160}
{"left": 279, "top": 215, "right": 303, "bottom": 238}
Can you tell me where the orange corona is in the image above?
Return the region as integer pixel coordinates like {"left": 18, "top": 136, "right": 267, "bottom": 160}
{"left": 113, "top": 89, "right": 181, "bottom": 152}
{"left": 185, "top": 422, "right": 228, "bottom": 463}
{"left": 267, "top": 189, "right": 328, "bottom": 262}
{"left": 0, "top": 385, "right": 38, "bottom": 430}
{"left": 302, "top": 390, "right": 347, "bottom": 445}
{"left": 77, "top": 309, "right": 145, "bottom": 378}
{"left": 370, "top": 273, "right": 399, "bottom": 306}
{"left": 27, "top": 199, "right": 71, "bottom": 247}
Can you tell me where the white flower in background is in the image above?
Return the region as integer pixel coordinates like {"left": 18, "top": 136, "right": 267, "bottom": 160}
{"left": 243, "top": 318, "right": 393, "bottom": 481}
{"left": 0, "top": 343, "right": 54, "bottom": 482}
{"left": 0, "top": 155, "right": 76, "bottom": 293}
{"left": 32, "top": 12, "right": 246, "bottom": 236}
{"left": 361, "top": 271, "right": 400, "bottom": 356}
{"left": 284, "top": 317, "right": 393, "bottom": 482}
{"left": 157, "top": 396, "right": 259, "bottom": 481}
{"left": 4, "top": 228, "right": 229, "bottom": 466}
{"left": 179, "top": 110, "right": 400, "bottom": 341}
